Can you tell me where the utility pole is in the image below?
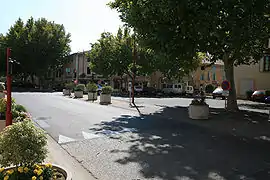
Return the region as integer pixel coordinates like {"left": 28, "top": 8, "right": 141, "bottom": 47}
{"left": 6, "top": 48, "right": 12, "bottom": 126}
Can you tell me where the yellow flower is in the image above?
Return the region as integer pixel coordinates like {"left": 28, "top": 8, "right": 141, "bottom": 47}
{"left": 32, "top": 176, "right": 37, "bottom": 180}
{"left": 18, "top": 167, "right": 24, "bottom": 173}
{"left": 0, "top": 167, "right": 5, "bottom": 173}
{"left": 45, "top": 163, "right": 52, "bottom": 168}
{"left": 34, "top": 169, "right": 38, "bottom": 174}
{"left": 6, "top": 169, "right": 14, "bottom": 175}
{"left": 4, "top": 175, "right": 9, "bottom": 180}
{"left": 24, "top": 167, "right": 29, "bottom": 173}
{"left": 39, "top": 176, "right": 43, "bottom": 180}
{"left": 37, "top": 169, "right": 43, "bottom": 176}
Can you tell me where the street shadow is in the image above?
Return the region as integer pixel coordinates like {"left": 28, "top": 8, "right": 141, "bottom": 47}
{"left": 238, "top": 103, "right": 270, "bottom": 110}
{"left": 90, "top": 106, "right": 270, "bottom": 180}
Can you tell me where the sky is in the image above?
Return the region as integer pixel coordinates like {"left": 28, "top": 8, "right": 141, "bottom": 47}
{"left": 0, "top": 0, "right": 123, "bottom": 53}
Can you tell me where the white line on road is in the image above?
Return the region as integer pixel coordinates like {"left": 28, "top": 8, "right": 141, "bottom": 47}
{"left": 58, "top": 135, "right": 76, "bottom": 144}
{"left": 82, "top": 131, "right": 101, "bottom": 140}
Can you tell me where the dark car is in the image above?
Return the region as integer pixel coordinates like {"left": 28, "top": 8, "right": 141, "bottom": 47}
{"left": 265, "top": 96, "right": 270, "bottom": 104}
{"left": 142, "top": 87, "right": 157, "bottom": 97}
{"left": 251, "top": 90, "right": 266, "bottom": 102}
{"left": 212, "top": 87, "right": 225, "bottom": 99}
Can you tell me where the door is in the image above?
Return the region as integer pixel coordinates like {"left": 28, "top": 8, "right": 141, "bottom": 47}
{"left": 239, "top": 79, "right": 254, "bottom": 96}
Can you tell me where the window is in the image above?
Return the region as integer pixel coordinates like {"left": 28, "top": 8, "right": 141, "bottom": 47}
{"left": 263, "top": 55, "right": 270, "bottom": 71}
{"left": 66, "top": 68, "right": 71, "bottom": 74}
{"left": 178, "top": 85, "right": 182, "bottom": 88}
{"left": 200, "top": 74, "right": 204, "bottom": 80}
{"left": 162, "top": 84, "right": 166, "bottom": 88}
{"left": 213, "top": 72, "right": 216, "bottom": 81}
{"left": 87, "top": 67, "right": 91, "bottom": 74}
{"left": 207, "top": 72, "right": 210, "bottom": 81}
{"left": 167, "top": 84, "right": 173, "bottom": 88}
{"left": 174, "top": 84, "right": 178, "bottom": 88}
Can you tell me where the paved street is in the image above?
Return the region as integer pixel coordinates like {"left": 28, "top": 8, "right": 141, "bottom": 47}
{"left": 13, "top": 93, "right": 270, "bottom": 180}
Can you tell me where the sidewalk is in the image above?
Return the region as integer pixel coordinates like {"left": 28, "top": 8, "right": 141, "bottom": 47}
{"left": 45, "top": 135, "right": 96, "bottom": 180}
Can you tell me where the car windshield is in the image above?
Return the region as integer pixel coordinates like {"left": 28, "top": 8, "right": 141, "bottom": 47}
{"left": 253, "top": 91, "right": 265, "bottom": 95}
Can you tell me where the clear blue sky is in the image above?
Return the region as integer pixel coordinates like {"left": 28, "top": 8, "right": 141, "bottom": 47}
{"left": 0, "top": 0, "right": 123, "bottom": 52}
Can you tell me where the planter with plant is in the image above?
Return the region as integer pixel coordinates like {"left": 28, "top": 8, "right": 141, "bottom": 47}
{"left": 63, "top": 83, "right": 74, "bottom": 96}
{"left": 0, "top": 83, "right": 5, "bottom": 99}
{"left": 86, "top": 83, "right": 98, "bottom": 101}
{"left": 0, "top": 98, "right": 31, "bottom": 131}
{"left": 74, "top": 84, "right": 85, "bottom": 98}
{"left": 188, "top": 94, "right": 209, "bottom": 120}
{"left": 0, "top": 120, "right": 71, "bottom": 180}
{"left": 100, "top": 86, "right": 112, "bottom": 105}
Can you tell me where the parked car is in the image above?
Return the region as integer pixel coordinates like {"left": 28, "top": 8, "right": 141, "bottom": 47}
{"left": 162, "top": 83, "right": 185, "bottom": 95}
{"left": 142, "top": 87, "right": 157, "bottom": 97}
{"left": 185, "top": 86, "right": 194, "bottom": 96}
{"left": 265, "top": 96, "right": 270, "bottom": 104}
{"left": 251, "top": 90, "right": 266, "bottom": 102}
{"left": 212, "top": 87, "right": 225, "bottom": 99}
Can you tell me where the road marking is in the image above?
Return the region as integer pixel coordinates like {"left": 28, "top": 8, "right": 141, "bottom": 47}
{"left": 82, "top": 131, "right": 101, "bottom": 140}
{"left": 58, "top": 135, "right": 76, "bottom": 144}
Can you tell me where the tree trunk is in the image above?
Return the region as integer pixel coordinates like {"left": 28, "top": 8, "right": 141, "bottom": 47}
{"left": 223, "top": 55, "right": 239, "bottom": 111}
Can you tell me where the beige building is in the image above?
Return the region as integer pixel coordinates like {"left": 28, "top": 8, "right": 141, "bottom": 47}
{"left": 234, "top": 55, "right": 270, "bottom": 97}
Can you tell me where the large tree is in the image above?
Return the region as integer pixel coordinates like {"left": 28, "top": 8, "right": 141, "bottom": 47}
{"left": 88, "top": 27, "right": 156, "bottom": 79}
{"left": 110, "top": 0, "right": 270, "bottom": 111}
{"left": 4, "top": 17, "right": 71, "bottom": 83}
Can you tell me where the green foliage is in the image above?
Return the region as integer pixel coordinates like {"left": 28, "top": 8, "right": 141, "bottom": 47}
{"left": 110, "top": 0, "right": 270, "bottom": 110}
{"left": 246, "top": 90, "right": 254, "bottom": 99}
{"left": 65, "top": 82, "right": 75, "bottom": 90}
{"left": 88, "top": 27, "right": 156, "bottom": 78}
{"left": 0, "top": 83, "right": 4, "bottom": 91}
{"left": 3, "top": 17, "right": 71, "bottom": 81}
{"left": 86, "top": 83, "right": 98, "bottom": 92}
{"left": 205, "top": 84, "right": 215, "bottom": 93}
{"left": 102, "top": 86, "right": 113, "bottom": 94}
{"left": 266, "top": 90, "right": 270, "bottom": 96}
{"left": 0, "top": 98, "right": 16, "bottom": 114}
{"left": 74, "top": 84, "right": 85, "bottom": 91}
{"left": 0, "top": 120, "right": 48, "bottom": 167}
{"left": 14, "top": 104, "right": 27, "bottom": 113}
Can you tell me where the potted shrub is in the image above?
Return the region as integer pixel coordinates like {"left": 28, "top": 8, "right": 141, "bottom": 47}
{"left": 63, "top": 82, "right": 74, "bottom": 96}
{"left": 0, "top": 83, "right": 5, "bottom": 99}
{"left": 246, "top": 90, "right": 254, "bottom": 100}
{"left": 100, "top": 86, "right": 112, "bottom": 105}
{"left": 74, "top": 84, "right": 85, "bottom": 98}
{"left": 0, "top": 120, "right": 71, "bottom": 180}
{"left": 188, "top": 94, "right": 209, "bottom": 120}
{"left": 86, "top": 83, "right": 98, "bottom": 101}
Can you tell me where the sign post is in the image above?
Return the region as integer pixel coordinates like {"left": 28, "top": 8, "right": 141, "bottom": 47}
{"left": 221, "top": 80, "right": 231, "bottom": 110}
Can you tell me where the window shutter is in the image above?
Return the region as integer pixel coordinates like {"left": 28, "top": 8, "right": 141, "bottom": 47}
{"left": 259, "top": 58, "right": 264, "bottom": 72}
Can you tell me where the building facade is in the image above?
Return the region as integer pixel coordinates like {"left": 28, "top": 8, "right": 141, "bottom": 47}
{"left": 234, "top": 55, "right": 270, "bottom": 97}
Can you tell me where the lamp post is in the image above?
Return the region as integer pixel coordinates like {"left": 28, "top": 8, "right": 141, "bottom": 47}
{"left": 0, "top": 42, "right": 12, "bottom": 126}
{"left": 6, "top": 48, "right": 12, "bottom": 126}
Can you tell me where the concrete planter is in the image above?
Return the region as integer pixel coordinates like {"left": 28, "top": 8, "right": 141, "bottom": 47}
{"left": 63, "top": 89, "right": 71, "bottom": 96}
{"left": 188, "top": 104, "right": 209, "bottom": 120}
{"left": 74, "top": 91, "right": 83, "bottom": 98}
{"left": 88, "top": 92, "right": 97, "bottom": 101}
{"left": 100, "top": 94, "right": 111, "bottom": 105}
{"left": 0, "top": 92, "right": 5, "bottom": 98}
{"left": 3, "top": 164, "right": 72, "bottom": 180}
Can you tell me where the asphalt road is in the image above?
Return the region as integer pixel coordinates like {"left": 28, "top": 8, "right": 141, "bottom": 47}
{"left": 13, "top": 93, "right": 270, "bottom": 180}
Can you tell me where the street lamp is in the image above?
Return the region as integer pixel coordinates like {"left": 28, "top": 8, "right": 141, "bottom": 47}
{"left": 0, "top": 42, "right": 12, "bottom": 126}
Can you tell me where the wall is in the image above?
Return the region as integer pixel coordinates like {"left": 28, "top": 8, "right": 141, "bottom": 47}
{"left": 234, "top": 59, "right": 270, "bottom": 97}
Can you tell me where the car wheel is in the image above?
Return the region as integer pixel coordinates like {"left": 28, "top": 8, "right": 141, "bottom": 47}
{"left": 222, "top": 96, "right": 225, "bottom": 100}
{"left": 213, "top": 96, "right": 216, "bottom": 99}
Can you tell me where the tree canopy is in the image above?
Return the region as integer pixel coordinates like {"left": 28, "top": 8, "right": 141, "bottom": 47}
{"left": 2, "top": 17, "right": 71, "bottom": 82}
{"left": 110, "top": 0, "right": 270, "bottom": 110}
{"left": 88, "top": 27, "right": 156, "bottom": 79}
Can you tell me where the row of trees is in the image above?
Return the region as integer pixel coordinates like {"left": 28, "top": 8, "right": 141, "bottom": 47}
{"left": 108, "top": 0, "right": 270, "bottom": 111}
{"left": 88, "top": 27, "right": 201, "bottom": 84}
{"left": 0, "top": 17, "right": 71, "bottom": 84}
